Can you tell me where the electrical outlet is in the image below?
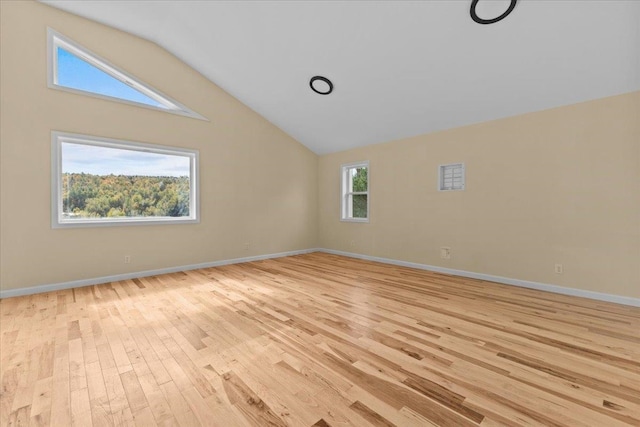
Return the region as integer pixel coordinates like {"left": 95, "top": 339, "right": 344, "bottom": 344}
{"left": 243, "top": 243, "right": 250, "bottom": 250}
{"left": 440, "top": 247, "right": 451, "bottom": 260}
{"left": 350, "top": 240, "right": 356, "bottom": 247}
{"left": 124, "top": 255, "right": 131, "bottom": 264}
{"left": 555, "top": 263, "right": 563, "bottom": 274}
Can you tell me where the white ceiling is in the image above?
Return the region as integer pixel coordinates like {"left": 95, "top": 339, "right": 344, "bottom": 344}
{"left": 42, "top": 0, "right": 640, "bottom": 155}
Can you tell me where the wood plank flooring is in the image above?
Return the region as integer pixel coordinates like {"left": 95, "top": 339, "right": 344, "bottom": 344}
{"left": 1, "top": 252, "right": 639, "bottom": 426}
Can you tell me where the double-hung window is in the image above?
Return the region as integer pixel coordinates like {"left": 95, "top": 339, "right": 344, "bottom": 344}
{"left": 341, "top": 161, "right": 369, "bottom": 222}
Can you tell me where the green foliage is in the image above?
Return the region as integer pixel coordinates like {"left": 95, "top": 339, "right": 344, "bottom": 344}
{"left": 352, "top": 194, "right": 367, "bottom": 218}
{"left": 352, "top": 167, "right": 367, "bottom": 192}
{"left": 62, "top": 173, "right": 189, "bottom": 219}
{"left": 352, "top": 167, "right": 368, "bottom": 218}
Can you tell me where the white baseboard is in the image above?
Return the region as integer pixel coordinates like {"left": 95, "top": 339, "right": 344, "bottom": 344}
{"left": 3, "top": 247, "right": 638, "bottom": 308}
{"left": 0, "top": 248, "right": 318, "bottom": 299}
{"left": 318, "top": 249, "right": 640, "bottom": 308}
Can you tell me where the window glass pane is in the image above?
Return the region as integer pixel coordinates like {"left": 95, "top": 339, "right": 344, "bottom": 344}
{"left": 60, "top": 142, "right": 191, "bottom": 220}
{"left": 351, "top": 194, "right": 368, "bottom": 218}
{"left": 56, "top": 47, "right": 164, "bottom": 108}
{"left": 351, "top": 167, "right": 368, "bottom": 192}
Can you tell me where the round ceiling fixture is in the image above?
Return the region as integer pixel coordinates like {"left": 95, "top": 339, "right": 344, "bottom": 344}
{"left": 310, "top": 76, "right": 333, "bottom": 95}
{"left": 470, "top": 0, "right": 517, "bottom": 25}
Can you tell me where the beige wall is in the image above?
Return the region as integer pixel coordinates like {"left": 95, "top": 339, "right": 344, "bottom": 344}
{"left": 319, "top": 91, "right": 640, "bottom": 299}
{"left": 0, "top": 1, "right": 318, "bottom": 291}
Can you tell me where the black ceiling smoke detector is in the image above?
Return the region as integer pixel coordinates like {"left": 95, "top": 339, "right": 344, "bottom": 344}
{"left": 310, "top": 76, "right": 333, "bottom": 95}
{"left": 470, "top": 0, "right": 517, "bottom": 24}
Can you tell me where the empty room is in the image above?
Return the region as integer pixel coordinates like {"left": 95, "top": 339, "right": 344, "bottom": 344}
{"left": 1, "top": 0, "right": 639, "bottom": 426}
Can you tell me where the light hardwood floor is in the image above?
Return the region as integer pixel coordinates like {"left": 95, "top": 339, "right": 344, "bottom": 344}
{"left": 1, "top": 253, "right": 639, "bottom": 426}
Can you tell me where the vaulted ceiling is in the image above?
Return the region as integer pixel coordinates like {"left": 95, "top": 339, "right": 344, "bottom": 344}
{"left": 42, "top": 1, "right": 640, "bottom": 154}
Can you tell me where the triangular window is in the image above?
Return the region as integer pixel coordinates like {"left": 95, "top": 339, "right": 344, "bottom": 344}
{"left": 47, "top": 28, "right": 205, "bottom": 120}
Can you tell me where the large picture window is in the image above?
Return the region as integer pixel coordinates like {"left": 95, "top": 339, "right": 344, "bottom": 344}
{"left": 51, "top": 132, "right": 199, "bottom": 228}
{"left": 341, "top": 161, "right": 369, "bottom": 222}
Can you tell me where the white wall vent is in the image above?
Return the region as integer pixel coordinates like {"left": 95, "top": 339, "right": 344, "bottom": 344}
{"left": 439, "top": 163, "right": 465, "bottom": 191}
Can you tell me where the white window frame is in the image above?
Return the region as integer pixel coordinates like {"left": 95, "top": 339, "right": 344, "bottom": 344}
{"left": 47, "top": 28, "right": 207, "bottom": 121}
{"left": 341, "top": 161, "right": 370, "bottom": 223}
{"left": 51, "top": 131, "right": 200, "bottom": 228}
{"left": 438, "top": 163, "right": 465, "bottom": 191}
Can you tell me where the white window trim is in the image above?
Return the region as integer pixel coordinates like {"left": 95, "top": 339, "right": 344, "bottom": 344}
{"left": 51, "top": 131, "right": 200, "bottom": 228}
{"left": 47, "top": 28, "right": 207, "bottom": 121}
{"left": 340, "top": 161, "right": 370, "bottom": 223}
{"left": 438, "top": 162, "right": 465, "bottom": 191}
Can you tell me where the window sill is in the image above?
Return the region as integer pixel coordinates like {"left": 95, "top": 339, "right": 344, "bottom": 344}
{"left": 340, "top": 218, "right": 369, "bottom": 224}
{"left": 52, "top": 217, "right": 199, "bottom": 229}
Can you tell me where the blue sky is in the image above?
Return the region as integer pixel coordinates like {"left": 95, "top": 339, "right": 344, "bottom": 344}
{"left": 57, "top": 47, "right": 164, "bottom": 108}
{"left": 62, "top": 143, "right": 190, "bottom": 177}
